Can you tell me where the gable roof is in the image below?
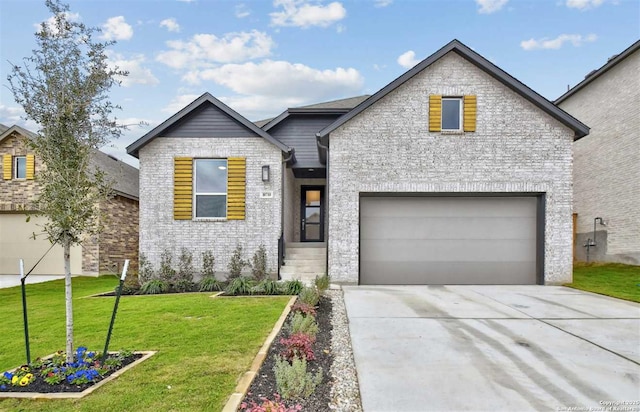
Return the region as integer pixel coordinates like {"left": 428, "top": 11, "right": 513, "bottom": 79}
{"left": 0, "top": 124, "right": 139, "bottom": 200}
{"left": 318, "top": 39, "right": 589, "bottom": 140}
{"left": 0, "top": 124, "right": 9, "bottom": 134}
{"left": 127, "top": 92, "right": 291, "bottom": 157}
{"left": 555, "top": 40, "right": 640, "bottom": 104}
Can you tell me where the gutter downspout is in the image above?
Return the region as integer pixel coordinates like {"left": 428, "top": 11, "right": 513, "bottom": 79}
{"left": 279, "top": 149, "right": 295, "bottom": 280}
{"left": 316, "top": 134, "right": 329, "bottom": 276}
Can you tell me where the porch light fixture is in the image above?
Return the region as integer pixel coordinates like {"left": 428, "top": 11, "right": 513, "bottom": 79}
{"left": 262, "top": 165, "right": 270, "bottom": 182}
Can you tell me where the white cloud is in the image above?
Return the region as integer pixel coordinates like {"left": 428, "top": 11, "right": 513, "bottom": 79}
{"left": 186, "top": 60, "right": 363, "bottom": 99}
{"left": 108, "top": 53, "right": 159, "bottom": 87}
{"left": 101, "top": 16, "right": 133, "bottom": 41}
{"left": 162, "top": 94, "right": 201, "bottom": 113}
{"left": 520, "top": 33, "right": 598, "bottom": 50}
{"left": 156, "top": 30, "right": 274, "bottom": 69}
{"left": 160, "top": 18, "right": 180, "bottom": 32}
{"left": 270, "top": 0, "right": 347, "bottom": 28}
{"left": 397, "top": 50, "right": 420, "bottom": 69}
{"left": 35, "top": 11, "right": 81, "bottom": 34}
{"left": 476, "top": 0, "right": 508, "bottom": 14}
{"left": 566, "top": 0, "right": 604, "bottom": 10}
{"left": 235, "top": 4, "right": 251, "bottom": 18}
{"left": 0, "top": 105, "right": 40, "bottom": 131}
{"left": 374, "top": 0, "right": 393, "bottom": 7}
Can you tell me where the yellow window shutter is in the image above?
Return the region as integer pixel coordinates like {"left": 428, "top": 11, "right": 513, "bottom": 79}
{"left": 174, "top": 157, "right": 193, "bottom": 220}
{"left": 26, "top": 154, "right": 35, "bottom": 180}
{"left": 227, "top": 157, "right": 246, "bottom": 220}
{"left": 2, "top": 155, "right": 11, "bottom": 180}
{"left": 463, "top": 95, "right": 477, "bottom": 132}
{"left": 429, "top": 95, "right": 442, "bottom": 132}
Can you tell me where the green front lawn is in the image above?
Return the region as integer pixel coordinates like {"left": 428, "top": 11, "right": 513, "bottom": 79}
{"left": 0, "top": 277, "right": 290, "bottom": 411}
{"left": 567, "top": 263, "right": 640, "bottom": 303}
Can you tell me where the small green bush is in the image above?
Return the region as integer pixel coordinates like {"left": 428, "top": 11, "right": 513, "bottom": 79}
{"left": 314, "top": 274, "right": 329, "bottom": 294}
{"left": 282, "top": 280, "right": 303, "bottom": 295}
{"left": 273, "top": 356, "right": 322, "bottom": 400}
{"left": 140, "top": 279, "right": 169, "bottom": 295}
{"left": 199, "top": 276, "right": 222, "bottom": 292}
{"left": 158, "top": 249, "right": 176, "bottom": 283}
{"left": 250, "top": 244, "right": 269, "bottom": 281}
{"left": 298, "top": 287, "right": 320, "bottom": 307}
{"left": 201, "top": 250, "right": 215, "bottom": 278}
{"left": 225, "top": 276, "right": 255, "bottom": 295}
{"left": 228, "top": 244, "right": 247, "bottom": 280}
{"left": 252, "top": 279, "right": 281, "bottom": 295}
{"left": 176, "top": 248, "right": 195, "bottom": 283}
{"left": 288, "top": 313, "right": 318, "bottom": 338}
{"left": 138, "top": 253, "right": 155, "bottom": 284}
{"left": 173, "top": 279, "right": 195, "bottom": 293}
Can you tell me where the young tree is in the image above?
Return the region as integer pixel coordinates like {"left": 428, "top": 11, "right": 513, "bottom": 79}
{"left": 8, "top": 0, "right": 126, "bottom": 362}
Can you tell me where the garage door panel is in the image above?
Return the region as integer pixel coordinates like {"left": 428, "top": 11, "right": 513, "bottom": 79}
{"left": 360, "top": 196, "right": 539, "bottom": 285}
{"left": 360, "top": 261, "right": 536, "bottom": 285}
{"left": 361, "top": 216, "right": 536, "bottom": 240}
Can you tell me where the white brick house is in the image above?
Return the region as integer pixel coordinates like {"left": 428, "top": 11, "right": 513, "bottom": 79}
{"left": 128, "top": 40, "right": 588, "bottom": 285}
{"left": 556, "top": 40, "right": 640, "bottom": 265}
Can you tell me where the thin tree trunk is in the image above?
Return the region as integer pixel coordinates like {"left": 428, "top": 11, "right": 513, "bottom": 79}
{"left": 64, "top": 237, "right": 74, "bottom": 363}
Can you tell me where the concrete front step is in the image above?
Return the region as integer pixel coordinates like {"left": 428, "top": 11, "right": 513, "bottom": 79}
{"left": 284, "top": 258, "right": 326, "bottom": 266}
{"left": 286, "top": 249, "right": 327, "bottom": 257}
{"left": 286, "top": 242, "right": 327, "bottom": 248}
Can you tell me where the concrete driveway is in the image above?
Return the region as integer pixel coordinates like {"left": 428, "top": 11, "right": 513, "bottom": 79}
{"left": 343, "top": 285, "right": 640, "bottom": 412}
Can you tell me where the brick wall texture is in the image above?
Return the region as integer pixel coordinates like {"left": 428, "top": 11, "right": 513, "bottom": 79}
{"left": 328, "top": 51, "right": 575, "bottom": 284}
{"left": 558, "top": 49, "right": 639, "bottom": 264}
{"left": 0, "top": 132, "right": 39, "bottom": 211}
{"left": 138, "top": 137, "right": 282, "bottom": 276}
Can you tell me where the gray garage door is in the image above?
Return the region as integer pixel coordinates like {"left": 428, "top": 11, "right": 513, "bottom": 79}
{"left": 360, "top": 196, "right": 539, "bottom": 285}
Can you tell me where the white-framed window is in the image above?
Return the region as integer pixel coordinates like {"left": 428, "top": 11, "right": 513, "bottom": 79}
{"left": 14, "top": 156, "right": 26, "bottom": 179}
{"left": 194, "top": 159, "right": 227, "bottom": 218}
{"left": 441, "top": 97, "right": 463, "bottom": 131}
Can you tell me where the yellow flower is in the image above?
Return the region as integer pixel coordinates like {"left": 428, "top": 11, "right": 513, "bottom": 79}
{"left": 11, "top": 375, "right": 19, "bottom": 385}
{"left": 19, "top": 376, "right": 30, "bottom": 386}
{"left": 25, "top": 373, "right": 33, "bottom": 380}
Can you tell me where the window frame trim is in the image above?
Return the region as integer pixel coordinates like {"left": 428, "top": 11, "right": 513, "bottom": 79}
{"left": 441, "top": 97, "right": 463, "bottom": 132}
{"left": 14, "top": 156, "right": 27, "bottom": 180}
{"left": 193, "top": 158, "right": 228, "bottom": 220}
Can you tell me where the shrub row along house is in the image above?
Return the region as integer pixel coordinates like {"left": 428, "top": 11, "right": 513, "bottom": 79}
{"left": 127, "top": 39, "right": 592, "bottom": 286}
{"left": 0, "top": 124, "right": 139, "bottom": 283}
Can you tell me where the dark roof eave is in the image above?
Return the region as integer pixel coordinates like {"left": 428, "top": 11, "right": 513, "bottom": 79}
{"left": 318, "top": 39, "right": 589, "bottom": 140}
{"left": 555, "top": 40, "right": 640, "bottom": 105}
{"left": 126, "top": 92, "right": 291, "bottom": 157}
{"left": 262, "top": 108, "right": 352, "bottom": 132}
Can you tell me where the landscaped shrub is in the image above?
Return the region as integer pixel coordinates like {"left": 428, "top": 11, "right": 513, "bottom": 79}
{"left": 287, "top": 313, "right": 318, "bottom": 338}
{"left": 250, "top": 244, "right": 269, "bottom": 281}
{"left": 199, "top": 276, "right": 222, "bottom": 292}
{"left": 273, "top": 356, "right": 322, "bottom": 400}
{"left": 290, "top": 302, "right": 316, "bottom": 318}
{"left": 241, "top": 394, "right": 302, "bottom": 412}
{"left": 225, "top": 276, "right": 255, "bottom": 295}
{"left": 228, "top": 244, "right": 247, "bottom": 280}
{"left": 314, "top": 274, "right": 329, "bottom": 294}
{"left": 176, "top": 247, "right": 195, "bottom": 283}
{"left": 298, "top": 287, "right": 320, "bottom": 307}
{"left": 280, "top": 332, "right": 316, "bottom": 362}
{"left": 282, "top": 280, "right": 303, "bottom": 295}
{"left": 158, "top": 249, "right": 176, "bottom": 283}
{"left": 138, "top": 253, "right": 155, "bottom": 284}
{"left": 140, "top": 279, "right": 169, "bottom": 295}
{"left": 252, "top": 279, "right": 281, "bottom": 295}
{"left": 173, "top": 279, "right": 195, "bottom": 293}
{"left": 201, "top": 250, "right": 215, "bottom": 278}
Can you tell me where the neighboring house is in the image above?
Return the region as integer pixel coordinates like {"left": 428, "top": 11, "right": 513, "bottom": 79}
{"left": 127, "top": 39, "right": 588, "bottom": 285}
{"left": 556, "top": 40, "right": 640, "bottom": 265}
{"left": 0, "top": 124, "right": 140, "bottom": 282}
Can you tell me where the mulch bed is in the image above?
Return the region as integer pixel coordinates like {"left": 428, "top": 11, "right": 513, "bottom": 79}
{"left": 242, "top": 296, "right": 333, "bottom": 411}
{"left": 1, "top": 353, "right": 142, "bottom": 393}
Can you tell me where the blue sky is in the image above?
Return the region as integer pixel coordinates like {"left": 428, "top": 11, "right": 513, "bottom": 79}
{"left": 1, "top": 0, "right": 638, "bottom": 166}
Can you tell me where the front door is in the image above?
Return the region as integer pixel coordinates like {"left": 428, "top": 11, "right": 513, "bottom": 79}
{"left": 301, "top": 186, "right": 324, "bottom": 242}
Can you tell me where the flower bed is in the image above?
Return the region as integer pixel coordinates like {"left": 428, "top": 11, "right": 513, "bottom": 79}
{"left": 0, "top": 347, "right": 142, "bottom": 394}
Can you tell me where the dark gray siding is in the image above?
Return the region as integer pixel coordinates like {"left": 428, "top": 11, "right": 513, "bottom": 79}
{"left": 163, "top": 103, "right": 259, "bottom": 138}
{"left": 268, "top": 114, "right": 340, "bottom": 168}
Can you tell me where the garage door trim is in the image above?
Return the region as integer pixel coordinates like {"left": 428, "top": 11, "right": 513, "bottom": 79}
{"left": 358, "top": 192, "right": 546, "bottom": 285}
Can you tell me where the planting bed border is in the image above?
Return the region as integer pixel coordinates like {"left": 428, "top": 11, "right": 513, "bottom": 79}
{"left": 0, "top": 351, "right": 156, "bottom": 400}
{"left": 222, "top": 295, "right": 298, "bottom": 412}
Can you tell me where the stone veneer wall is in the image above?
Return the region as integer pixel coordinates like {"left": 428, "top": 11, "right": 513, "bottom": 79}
{"left": 328, "top": 51, "right": 575, "bottom": 284}
{"left": 558, "top": 50, "right": 639, "bottom": 264}
{"left": 0, "top": 132, "right": 40, "bottom": 211}
{"left": 139, "top": 137, "right": 282, "bottom": 275}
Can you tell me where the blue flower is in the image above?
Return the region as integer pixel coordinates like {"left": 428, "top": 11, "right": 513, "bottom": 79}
{"left": 3, "top": 372, "right": 12, "bottom": 379}
{"left": 0, "top": 384, "right": 6, "bottom": 390}
{"left": 87, "top": 352, "right": 95, "bottom": 358}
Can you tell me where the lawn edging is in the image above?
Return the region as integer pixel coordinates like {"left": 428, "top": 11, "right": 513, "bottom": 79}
{"left": 0, "top": 351, "right": 156, "bottom": 400}
{"left": 222, "top": 295, "right": 298, "bottom": 412}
